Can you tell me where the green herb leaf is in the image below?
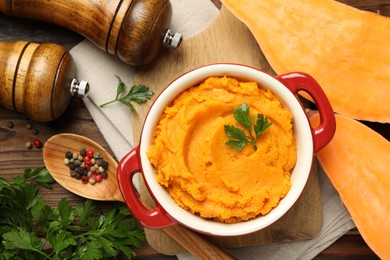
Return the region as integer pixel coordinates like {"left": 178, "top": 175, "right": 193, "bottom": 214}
{"left": 224, "top": 103, "right": 272, "bottom": 151}
{"left": 233, "top": 102, "right": 253, "bottom": 130}
{"left": 0, "top": 168, "right": 145, "bottom": 259}
{"left": 2, "top": 227, "right": 47, "bottom": 258}
{"left": 125, "top": 84, "right": 154, "bottom": 103}
{"left": 254, "top": 113, "right": 273, "bottom": 139}
{"left": 50, "top": 231, "right": 77, "bottom": 254}
{"left": 224, "top": 125, "right": 249, "bottom": 151}
{"left": 76, "top": 200, "right": 94, "bottom": 227}
{"left": 57, "top": 198, "right": 75, "bottom": 228}
{"left": 100, "top": 75, "right": 154, "bottom": 112}
{"left": 115, "top": 75, "right": 126, "bottom": 98}
{"left": 23, "top": 167, "right": 55, "bottom": 189}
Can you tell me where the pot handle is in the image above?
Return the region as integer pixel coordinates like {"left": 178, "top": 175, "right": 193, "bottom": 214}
{"left": 117, "top": 146, "right": 176, "bottom": 229}
{"left": 275, "top": 72, "right": 335, "bottom": 153}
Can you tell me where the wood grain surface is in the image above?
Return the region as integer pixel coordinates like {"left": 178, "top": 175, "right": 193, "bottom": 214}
{"left": 1, "top": 0, "right": 387, "bottom": 259}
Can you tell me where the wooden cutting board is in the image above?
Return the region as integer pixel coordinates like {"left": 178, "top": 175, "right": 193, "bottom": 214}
{"left": 130, "top": 6, "right": 323, "bottom": 255}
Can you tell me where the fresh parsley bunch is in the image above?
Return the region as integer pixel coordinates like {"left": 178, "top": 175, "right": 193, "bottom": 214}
{"left": 224, "top": 102, "right": 273, "bottom": 151}
{"left": 0, "top": 167, "right": 145, "bottom": 259}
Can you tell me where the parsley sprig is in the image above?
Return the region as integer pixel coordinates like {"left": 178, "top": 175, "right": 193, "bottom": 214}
{"left": 224, "top": 102, "right": 272, "bottom": 151}
{"left": 0, "top": 167, "right": 145, "bottom": 259}
{"left": 100, "top": 75, "right": 154, "bottom": 112}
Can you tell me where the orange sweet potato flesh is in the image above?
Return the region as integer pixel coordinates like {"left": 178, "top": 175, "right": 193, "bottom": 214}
{"left": 310, "top": 113, "right": 390, "bottom": 259}
{"left": 221, "top": 0, "right": 390, "bottom": 123}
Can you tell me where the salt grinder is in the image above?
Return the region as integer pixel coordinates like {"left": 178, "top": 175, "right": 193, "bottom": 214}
{"left": 0, "top": 0, "right": 182, "bottom": 65}
{"left": 0, "top": 41, "right": 89, "bottom": 122}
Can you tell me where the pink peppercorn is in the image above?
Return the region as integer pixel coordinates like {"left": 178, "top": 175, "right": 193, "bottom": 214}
{"left": 81, "top": 176, "right": 89, "bottom": 184}
{"left": 86, "top": 149, "right": 94, "bottom": 158}
{"left": 84, "top": 162, "right": 92, "bottom": 169}
{"left": 94, "top": 174, "right": 103, "bottom": 182}
{"left": 33, "top": 139, "right": 42, "bottom": 148}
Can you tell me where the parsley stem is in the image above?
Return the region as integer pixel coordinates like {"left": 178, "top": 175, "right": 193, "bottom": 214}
{"left": 251, "top": 141, "right": 258, "bottom": 151}
{"left": 246, "top": 126, "right": 256, "bottom": 148}
{"left": 32, "top": 248, "right": 51, "bottom": 259}
{"left": 100, "top": 99, "right": 116, "bottom": 107}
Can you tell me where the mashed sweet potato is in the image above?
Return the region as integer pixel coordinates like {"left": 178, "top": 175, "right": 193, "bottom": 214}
{"left": 147, "top": 76, "right": 296, "bottom": 223}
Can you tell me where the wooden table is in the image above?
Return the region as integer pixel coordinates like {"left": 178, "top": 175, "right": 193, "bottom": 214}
{"left": 1, "top": 1, "right": 387, "bottom": 259}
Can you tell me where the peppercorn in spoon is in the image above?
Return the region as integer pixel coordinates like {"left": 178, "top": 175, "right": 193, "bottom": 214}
{"left": 42, "top": 133, "right": 236, "bottom": 260}
{"left": 43, "top": 133, "right": 122, "bottom": 201}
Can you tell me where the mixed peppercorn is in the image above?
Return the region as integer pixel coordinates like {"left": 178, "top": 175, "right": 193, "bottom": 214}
{"left": 64, "top": 148, "right": 109, "bottom": 184}
{"left": 6, "top": 120, "right": 43, "bottom": 149}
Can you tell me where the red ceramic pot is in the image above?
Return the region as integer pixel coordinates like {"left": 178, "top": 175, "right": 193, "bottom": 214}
{"left": 117, "top": 64, "right": 335, "bottom": 236}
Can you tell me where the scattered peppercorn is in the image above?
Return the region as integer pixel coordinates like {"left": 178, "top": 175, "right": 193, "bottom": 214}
{"left": 25, "top": 142, "right": 33, "bottom": 149}
{"left": 32, "top": 128, "right": 39, "bottom": 135}
{"left": 7, "top": 121, "right": 14, "bottom": 128}
{"left": 33, "top": 139, "right": 42, "bottom": 148}
{"left": 26, "top": 123, "right": 33, "bottom": 130}
{"left": 64, "top": 147, "right": 109, "bottom": 185}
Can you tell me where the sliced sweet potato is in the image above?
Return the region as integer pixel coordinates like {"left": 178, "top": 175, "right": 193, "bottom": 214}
{"left": 310, "top": 113, "right": 390, "bottom": 259}
{"left": 221, "top": 0, "right": 390, "bottom": 123}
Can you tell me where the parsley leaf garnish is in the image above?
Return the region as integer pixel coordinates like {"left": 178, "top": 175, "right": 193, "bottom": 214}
{"left": 100, "top": 75, "right": 154, "bottom": 112}
{"left": 224, "top": 102, "right": 272, "bottom": 151}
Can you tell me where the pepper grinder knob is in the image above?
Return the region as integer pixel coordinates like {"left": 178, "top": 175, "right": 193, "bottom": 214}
{"left": 163, "top": 29, "right": 183, "bottom": 49}
{"left": 70, "top": 79, "right": 90, "bottom": 98}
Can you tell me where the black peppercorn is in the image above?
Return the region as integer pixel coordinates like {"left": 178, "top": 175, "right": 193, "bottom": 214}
{"left": 100, "top": 160, "right": 108, "bottom": 170}
{"left": 95, "top": 159, "right": 103, "bottom": 166}
{"left": 93, "top": 152, "right": 102, "bottom": 159}
{"left": 80, "top": 147, "right": 86, "bottom": 157}
{"left": 32, "top": 129, "right": 39, "bottom": 135}
{"left": 75, "top": 167, "right": 83, "bottom": 174}
{"left": 69, "top": 162, "right": 76, "bottom": 170}
{"left": 100, "top": 171, "right": 108, "bottom": 179}
{"left": 65, "top": 151, "right": 73, "bottom": 159}
{"left": 70, "top": 170, "right": 77, "bottom": 177}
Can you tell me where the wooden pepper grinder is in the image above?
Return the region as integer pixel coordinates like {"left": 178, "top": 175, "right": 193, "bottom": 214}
{"left": 0, "top": 41, "right": 89, "bottom": 122}
{"left": 0, "top": 0, "right": 182, "bottom": 66}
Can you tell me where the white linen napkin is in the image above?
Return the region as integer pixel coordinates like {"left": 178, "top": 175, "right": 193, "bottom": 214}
{"left": 70, "top": 1, "right": 355, "bottom": 258}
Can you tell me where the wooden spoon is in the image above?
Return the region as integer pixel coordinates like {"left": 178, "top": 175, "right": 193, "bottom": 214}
{"left": 43, "top": 133, "right": 236, "bottom": 260}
